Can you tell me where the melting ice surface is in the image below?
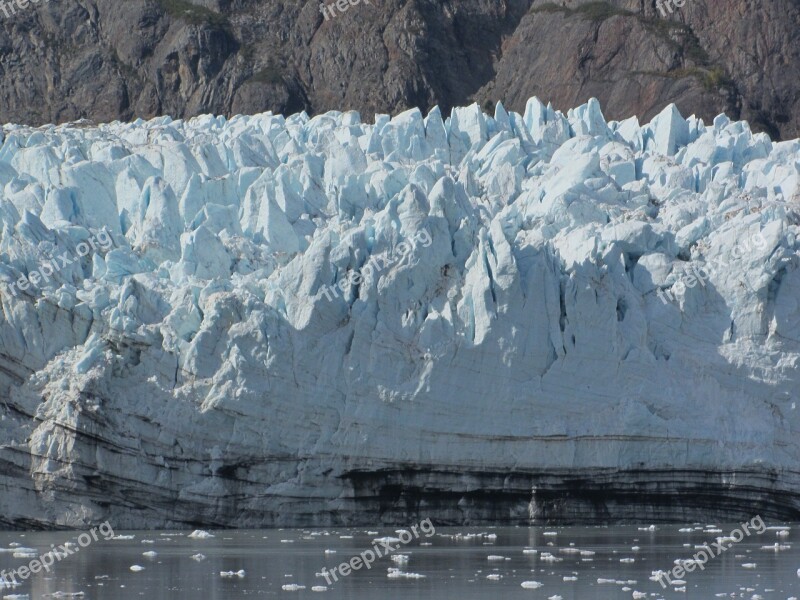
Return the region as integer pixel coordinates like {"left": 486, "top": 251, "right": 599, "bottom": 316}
{"left": 0, "top": 525, "right": 799, "bottom": 599}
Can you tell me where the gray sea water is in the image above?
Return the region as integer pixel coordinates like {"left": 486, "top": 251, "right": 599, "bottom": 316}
{"left": 0, "top": 524, "right": 798, "bottom": 599}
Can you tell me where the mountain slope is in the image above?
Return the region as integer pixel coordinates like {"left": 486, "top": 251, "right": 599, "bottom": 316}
{"left": 0, "top": 0, "right": 798, "bottom": 140}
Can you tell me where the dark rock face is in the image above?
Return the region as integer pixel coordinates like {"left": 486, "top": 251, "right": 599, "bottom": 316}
{"left": 0, "top": 0, "right": 798, "bottom": 138}
{"left": 343, "top": 469, "right": 800, "bottom": 525}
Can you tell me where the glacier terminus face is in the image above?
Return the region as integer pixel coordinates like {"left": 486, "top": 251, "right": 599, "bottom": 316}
{"left": 0, "top": 97, "right": 798, "bottom": 528}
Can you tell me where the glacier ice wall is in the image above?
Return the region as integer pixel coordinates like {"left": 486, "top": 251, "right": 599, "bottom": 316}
{"left": 0, "top": 98, "right": 799, "bottom": 528}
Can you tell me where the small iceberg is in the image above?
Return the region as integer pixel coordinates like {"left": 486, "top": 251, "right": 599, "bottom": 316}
{"left": 188, "top": 530, "right": 215, "bottom": 539}
{"left": 220, "top": 570, "right": 245, "bottom": 578}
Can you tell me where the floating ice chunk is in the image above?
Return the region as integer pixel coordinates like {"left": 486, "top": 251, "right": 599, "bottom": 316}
{"left": 373, "top": 537, "right": 401, "bottom": 544}
{"left": 386, "top": 568, "right": 425, "bottom": 579}
{"left": 520, "top": 581, "right": 543, "bottom": 589}
{"left": 129, "top": 565, "right": 144, "bottom": 572}
{"left": 188, "top": 530, "right": 214, "bottom": 539}
{"left": 539, "top": 553, "right": 562, "bottom": 563}
{"left": 220, "top": 570, "right": 245, "bottom": 578}
{"left": 761, "top": 543, "right": 791, "bottom": 551}
{"left": 0, "top": 579, "right": 22, "bottom": 590}
{"left": 391, "top": 554, "right": 409, "bottom": 564}
{"left": 281, "top": 584, "right": 305, "bottom": 591}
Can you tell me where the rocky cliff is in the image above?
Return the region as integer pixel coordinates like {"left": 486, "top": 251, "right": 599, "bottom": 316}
{"left": 0, "top": 0, "right": 798, "bottom": 140}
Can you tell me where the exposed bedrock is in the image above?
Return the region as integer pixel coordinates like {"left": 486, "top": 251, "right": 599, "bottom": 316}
{"left": 0, "top": 0, "right": 799, "bottom": 140}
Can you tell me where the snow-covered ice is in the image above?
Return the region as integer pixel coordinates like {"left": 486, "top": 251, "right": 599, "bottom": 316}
{"left": 0, "top": 97, "right": 798, "bottom": 527}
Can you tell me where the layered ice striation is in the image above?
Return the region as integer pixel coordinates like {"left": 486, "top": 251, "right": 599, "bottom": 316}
{"left": 0, "top": 98, "right": 799, "bottom": 528}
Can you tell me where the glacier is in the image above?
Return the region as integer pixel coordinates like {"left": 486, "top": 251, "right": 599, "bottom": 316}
{"left": 0, "top": 98, "right": 798, "bottom": 529}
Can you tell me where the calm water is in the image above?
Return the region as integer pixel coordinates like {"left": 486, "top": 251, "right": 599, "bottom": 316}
{"left": 0, "top": 524, "right": 798, "bottom": 598}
